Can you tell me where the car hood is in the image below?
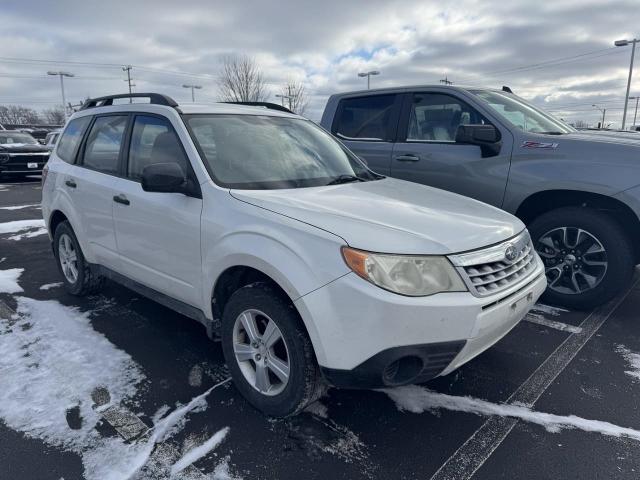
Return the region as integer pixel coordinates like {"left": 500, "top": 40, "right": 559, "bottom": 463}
{"left": 563, "top": 131, "right": 640, "bottom": 147}
{"left": 0, "top": 143, "right": 49, "bottom": 153}
{"left": 230, "top": 178, "right": 524, "bottom": 255}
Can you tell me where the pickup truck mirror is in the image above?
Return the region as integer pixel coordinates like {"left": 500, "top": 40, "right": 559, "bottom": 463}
{"left": 455, "top": 124, "right": 502, "bottom": 157}
{"left": 141, "top": 163, "right": 188, "bottom": 194}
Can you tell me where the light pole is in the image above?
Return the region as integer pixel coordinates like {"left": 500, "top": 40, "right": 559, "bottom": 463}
{"left": 47, "top": 71, "right": 74, "bottom": 119}
{"left": 629, "top": 96, "right": 639, "bottom": 127}
{"left": 358, "top": 70, "right": 380, "bottom": 89}
{"left": 275, "top": 94, "right": 291, "bottom": 107}
{"left": 615, "top": 38, "right": 638, "bottom": 130}
{"left": 592, "top": 104, "right": 606, "bottom": 128}
{"left": 182, "top": 84, "right": 202, "bottom": 102}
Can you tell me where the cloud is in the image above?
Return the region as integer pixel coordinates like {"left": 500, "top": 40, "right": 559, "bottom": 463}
{"left": 0, "top": 0, "right": 638, "bottom": 125}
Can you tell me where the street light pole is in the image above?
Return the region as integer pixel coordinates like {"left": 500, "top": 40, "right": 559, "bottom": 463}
{"left": 615, "top": 38, "right": 638, "bottom": 130}
{"left": 630, "top": 96, "right": 639, "bottom": 126}
{"left": 357, "top": 70, "right": 380, "bottom": 89}
{"left": 592, "top": 104, "right": 606, "bottom": 128}
{"left": 182, "top": 84, "right": 202, "bottom": 102}
{"left": 47, "top": 71, "right": 74, "bottom": 119}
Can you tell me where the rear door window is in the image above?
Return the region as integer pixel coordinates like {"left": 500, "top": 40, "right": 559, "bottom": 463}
{"left": 81, "top": 115, "right": 128, "bottom": 175}
{"left": 333, "top": 94, "right": 400, "bottom": 141}
{"left": 56, "top": 117, "right": 92, "bottom": 163}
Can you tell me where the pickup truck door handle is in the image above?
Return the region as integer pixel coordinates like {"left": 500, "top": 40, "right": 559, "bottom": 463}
{"left": 65, "top": 179, "right": 77, "bottom": 188}
{"left": 113, "top": 194, "right": 130, "bottom": 206}
{"left": 395, "top": 154, "right": 420, "bottom": 162}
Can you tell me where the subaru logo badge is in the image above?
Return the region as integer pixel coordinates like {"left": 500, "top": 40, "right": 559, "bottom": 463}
{"left": 505, "top": 244, "right": 518, "bottom": 262}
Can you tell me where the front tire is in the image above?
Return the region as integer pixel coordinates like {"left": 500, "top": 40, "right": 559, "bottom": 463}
{"left": 221, "top": 283, "right": 322, "bottom": 417}
{"left": 529, "top": 207, "right": 634, "bottom": 310}
{"left": 53, "top": 221, "right": 103, "bottom": 296}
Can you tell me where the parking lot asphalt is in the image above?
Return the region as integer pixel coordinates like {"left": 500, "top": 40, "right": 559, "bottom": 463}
{"left": 1, "top": 178, "right": 640, "bottom": 480}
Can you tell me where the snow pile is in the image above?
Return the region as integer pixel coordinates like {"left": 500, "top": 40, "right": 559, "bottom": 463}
{"left": 171, "top": 427, "right": 230, "bottom": 475}
{"left": 385, "top": 385, "right": 640, "bottom": 441}
{"left": 0, "top": 219, "right": 47, "bottom": 240}
{"left": 0, "top": 267, "right": 23, "bottom": 293}
{"left": 616, "top": 345, "right": 640, "bottom": 381}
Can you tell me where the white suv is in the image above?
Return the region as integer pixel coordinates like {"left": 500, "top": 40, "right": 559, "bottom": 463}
{"left": 42, "top": 93, "right": 546, "bottom": 416}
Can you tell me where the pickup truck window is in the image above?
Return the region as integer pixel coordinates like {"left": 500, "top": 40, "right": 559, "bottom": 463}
{"left": 473, "top": 90, "right": 574, "bottom": 134}
{"left": 407, "top": 93, "right": 488, "bottom": 142}
{"left": 186, "top": 114, "right": 379, "bottom": 189}
{"left": 333, "top": 94, "right": 398, "bottom": 141}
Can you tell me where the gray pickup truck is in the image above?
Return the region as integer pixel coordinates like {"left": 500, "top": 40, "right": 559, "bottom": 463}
{"left": 320, "top": 86, "right": 640, "bottom": 309}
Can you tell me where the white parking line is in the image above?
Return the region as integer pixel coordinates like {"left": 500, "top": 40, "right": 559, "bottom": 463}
{"left": 430, "top": 277, "right": 639, "bottom": 480}
{"left": 524, "top": 314, "right": 583, "bottom": 334}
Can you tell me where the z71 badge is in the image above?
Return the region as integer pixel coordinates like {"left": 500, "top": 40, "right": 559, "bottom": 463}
{"left": 521, "top": 140, "right": 559, "bottom": 149}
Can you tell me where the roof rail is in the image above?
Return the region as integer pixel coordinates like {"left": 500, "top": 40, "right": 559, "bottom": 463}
{"left": 222, "top": 101, "right": 294, "bottom": 114}
{"left": 80, "top": 93, "right": 179, "bottom": 110}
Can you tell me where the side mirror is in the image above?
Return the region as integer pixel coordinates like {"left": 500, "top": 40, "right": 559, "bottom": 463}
{"left": 141, "top": 163, "right": 187, "bottom": 193}
{"left": 455, "top": 124, "right": 502, "bottom": 157}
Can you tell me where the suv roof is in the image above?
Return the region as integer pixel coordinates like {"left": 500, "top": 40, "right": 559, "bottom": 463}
{"left": 75, "top": 93, "right": 300, "bottom": 119}
{"left": 327, "top": 85, "right": 506, "bottom": 98}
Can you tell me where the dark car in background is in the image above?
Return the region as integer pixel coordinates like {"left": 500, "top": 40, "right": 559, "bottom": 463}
{"left": 0, "top": 130, "right": 50, "bottom": 179}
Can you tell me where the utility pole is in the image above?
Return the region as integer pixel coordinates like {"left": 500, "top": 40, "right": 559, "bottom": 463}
{"left": 47, "top": 71, "right": 74, "bottom": 119}
{"left": 122, "top": 65, "right": 133, "bottom": 102}
{"left": 615, "top": 38, "right": 638, "bottom": 129}
{"left": 439, "top": 75, "right": 453, "bottom": 85}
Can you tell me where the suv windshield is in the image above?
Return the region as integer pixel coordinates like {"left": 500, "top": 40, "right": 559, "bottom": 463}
{"left": 185, "top": 114, "right": 380, "bottom": 189}
{"left": 472, "top": 90, "right": 575, "bottom": 135}
{"left": 0, "top": 132, "right": 39, "bottom": 145}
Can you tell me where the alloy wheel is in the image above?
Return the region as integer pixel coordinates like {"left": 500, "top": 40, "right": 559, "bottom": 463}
{"left": 232, "top": 309, "right": 290, "bottom": 396}
{"left": 535, "top": 227, "right": 608, "bottom": 295}
{"left": 58, "top": 233, "right": 79, "bottom": 284}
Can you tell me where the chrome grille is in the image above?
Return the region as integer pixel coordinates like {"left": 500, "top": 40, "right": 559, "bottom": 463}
{"left": 449, "top": 231, "right": 539, "bottom": 297}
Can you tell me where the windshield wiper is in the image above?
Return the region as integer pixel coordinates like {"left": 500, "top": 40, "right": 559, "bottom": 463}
{"left": 326, "top": 174, "right": 367, "bottom": 186}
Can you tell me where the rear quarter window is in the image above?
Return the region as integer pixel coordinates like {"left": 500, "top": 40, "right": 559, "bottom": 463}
{"left": 56, "top": 116, "right": 92, "bottom": 163}
{"left": 333, "top": 94, "right": 399, "bottom": 141}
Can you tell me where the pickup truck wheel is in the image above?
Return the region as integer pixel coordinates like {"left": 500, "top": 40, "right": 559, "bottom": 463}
{"left": 529, "top": 207, "right": 634, "bottom": 310}
{"left": 53, "top": 221, "right": 103, "bottom": 296}
{"left": 221, "top": 283, "right": 322, "bottom": 417}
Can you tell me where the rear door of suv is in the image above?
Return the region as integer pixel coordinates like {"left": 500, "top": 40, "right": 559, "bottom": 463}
{"left": 329, "top": 93, "right": 402, "bottom": 175}
{"left": 391, "top": 90, "right": 513, "bottom": 207}
{"left": 68, "top": 113, "right": 128, "bottom": 270}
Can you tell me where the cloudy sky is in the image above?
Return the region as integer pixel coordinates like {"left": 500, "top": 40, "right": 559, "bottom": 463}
{"left": 1, "top": 0, "right": 639, "bottom": 126}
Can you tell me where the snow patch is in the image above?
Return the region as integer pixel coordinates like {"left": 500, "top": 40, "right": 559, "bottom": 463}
{"left": 0, "top": 203, "right": 40, "bottom": 210}
{"left": 171, "top": 427, "right": 230, "bottom": 475}
{"left": 40, "top": 282, "right": 63, "bottom": 291}
{"left": 0, "top": 297, "right": 146, "bottom": 480}
{"left": 384, "top": 385, "right": 640, "bottom": 441}
{"left": 0, "top": 267, "right": 23, "bottom": 293}
{"left": 305, "top": 399, "right": 329, "bottom": 419}
{"left": 0, "top": 219, "right": 47, "bottom": 241}
{"left": 211, "top": 457, "right": 242, "bottom": 480}
{"left": 616, "top": 345, "right": 640, "bottom": 381}
{"left": 529, "top": 303, "right": 569, "bottom": 317}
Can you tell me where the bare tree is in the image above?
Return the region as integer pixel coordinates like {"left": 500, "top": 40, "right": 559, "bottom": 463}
{"left": 42, "top": 106, "right": 66, "bottom": 125}
{"left": 0, "top": 105, "right": 41, "bottom": 125}
{"left": 217, "top": 54, "right": 269, "bottom": 102}
{"left": 573, "top": 119, "right": 589, "bottom": 128}
{"left": 280, "top": 80, "right": 310, "bottom": 115}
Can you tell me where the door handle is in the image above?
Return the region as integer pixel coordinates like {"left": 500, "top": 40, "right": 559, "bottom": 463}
{"left": 113, "top": 194, "right": 130, "bottom": 206}
{"left": 65, "top": 179, "right": 77, "bottom": 188}
{"left": 395, "top": 154, "right": 420, "bottom": 162}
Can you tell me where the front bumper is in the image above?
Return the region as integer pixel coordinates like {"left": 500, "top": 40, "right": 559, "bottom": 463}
{"left": 0, "top": 153, "right": 48, "bottom": 174}
{"left": 295, "top": 255, "right": 546, "bottom": 388}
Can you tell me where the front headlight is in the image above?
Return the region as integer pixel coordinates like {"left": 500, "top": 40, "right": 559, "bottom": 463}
{"left": 341, "top": 247, "right": 467, "bottom": 296}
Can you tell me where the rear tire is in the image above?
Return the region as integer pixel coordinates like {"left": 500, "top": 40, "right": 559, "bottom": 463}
{"left": 53, "top": 221, "right": 103, "bottom": 296}
{"left": 221, "top": 283, "right": 322, "bottom": 417}
{"left": 529, "top": 207, "right": 634, "bottom": 310}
